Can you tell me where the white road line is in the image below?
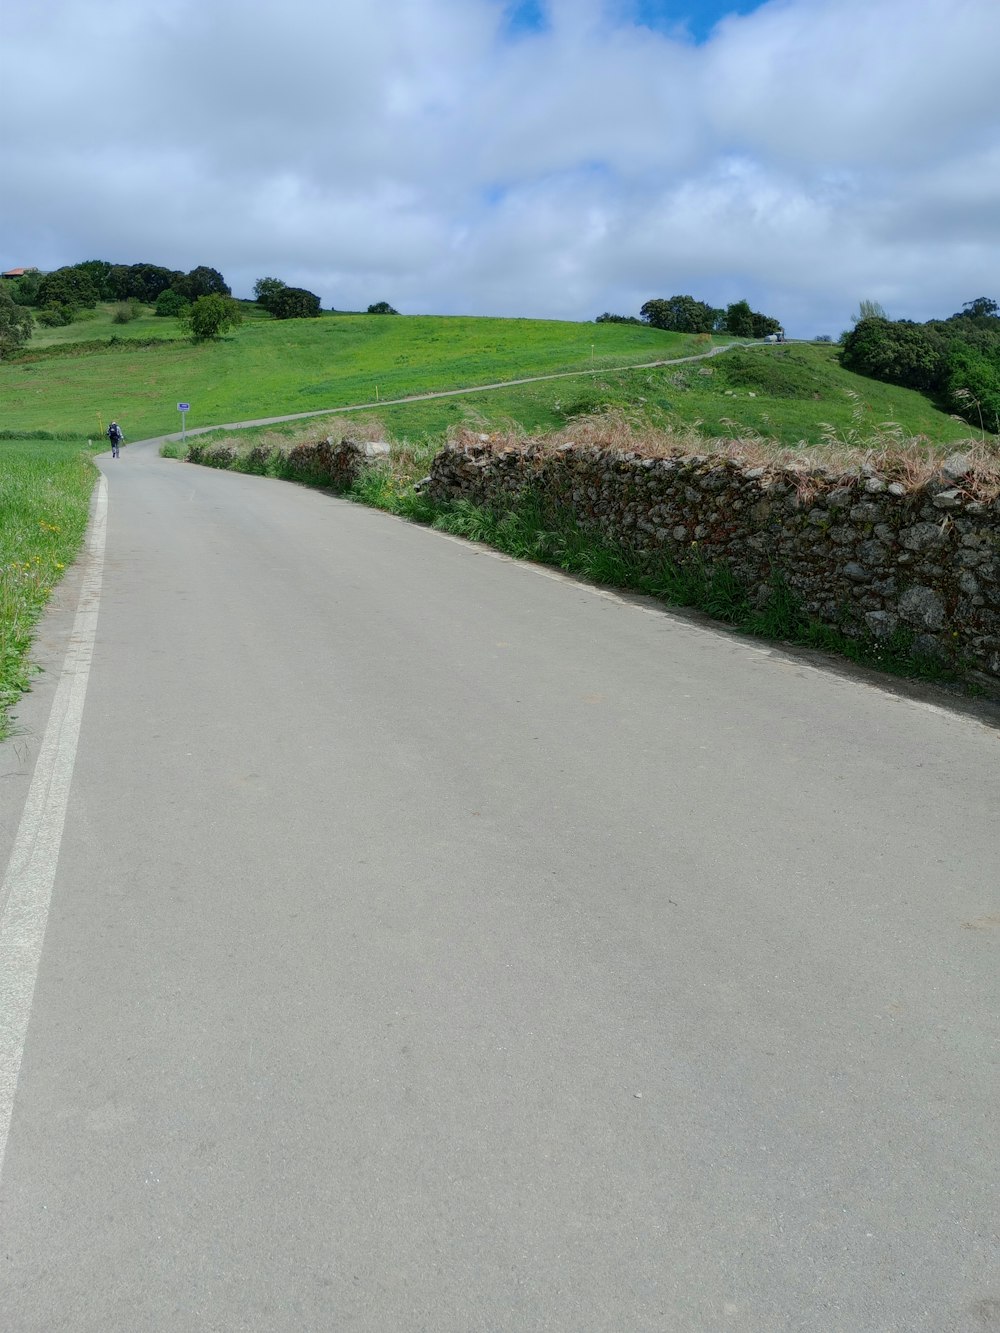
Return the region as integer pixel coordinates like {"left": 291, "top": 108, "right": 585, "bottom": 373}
{"left": 0, "top": 476, "right": 107, "bottom": 1178}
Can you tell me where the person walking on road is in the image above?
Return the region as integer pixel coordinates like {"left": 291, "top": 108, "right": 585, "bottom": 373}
{"left": 107, "top": 420, "right": 124, "bottom": 458}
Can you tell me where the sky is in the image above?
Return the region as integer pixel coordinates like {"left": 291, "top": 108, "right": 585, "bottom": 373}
{"left": 2, "top": 0, "right": 998, "bottom": 338}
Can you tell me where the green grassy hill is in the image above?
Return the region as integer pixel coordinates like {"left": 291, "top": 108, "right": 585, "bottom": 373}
{"left": 0, "top": 305, "right": 982, "bottom": 449}
{"left": 0, "top": 307, "right": 989, "bottom": 736}
{"left": 1, "top": 308, "right": 701, "bottom": 442}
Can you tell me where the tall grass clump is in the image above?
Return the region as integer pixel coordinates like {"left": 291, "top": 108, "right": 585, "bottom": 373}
{"left": 0, "top": 443, "right": 98, "bottom": 738}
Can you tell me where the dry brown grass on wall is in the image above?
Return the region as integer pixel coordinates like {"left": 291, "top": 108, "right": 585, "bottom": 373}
{"left": 428, "top": 422, "right": 1000, "bottom": 691}
{"left": 446, "top": 417, "right": 1000, "bottom": 501}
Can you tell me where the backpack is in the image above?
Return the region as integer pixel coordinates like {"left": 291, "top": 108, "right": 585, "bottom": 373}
{"left": 108, "top": 423, "right": 121, "bottom": 441}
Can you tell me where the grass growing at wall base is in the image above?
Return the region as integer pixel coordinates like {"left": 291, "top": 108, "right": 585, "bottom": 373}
{"left": 347, "top": 471, "right": 966, "bottom": 689}
{"left": 166, "top": 440, "right": 974, "bottom": 694}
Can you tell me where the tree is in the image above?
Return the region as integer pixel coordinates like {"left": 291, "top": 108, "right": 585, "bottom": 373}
{"left": 750, "top": 311, "right": 782, "bottom": 339}
{"left": 853, "top": 299, "right": 890, "bottom": 323}
{"left": 0, "top": 286, "right": 33, "bottom": 358}
{"left": 840, "top": 317, "right": 943, "bottom": 391}
{"left": 264, "top": 285, "right": 321, "bottom": 319}
{"left": 945, "top": 344, "right": 1000, "bottom": 435}
{"left": 36, "top": 266, "right": 99, "bottom": 310}
{"left": 174, "top": 266, "right": 230, "bottom": 301}
{"left": 253, "top": 276, "right": 286, "bottom": 310}
{"left": 674, "top": 295, "right": 716, "bottom": 333}
{"left": 110, "top": 263, "right": 177, "bottom": 303}
{"left": 183, "top": 294, "right": 244, "bottom": 341}
{"left": 724, "top": 300, "right": 755, "bottom": 338}
{"left": 367, "top": 301, "right": 399, "bottom": 315}
{"left": 951, "top": 297, "right": 999, "bottom": 322}
{"left": 155, "top": 288, "right": 189, "bottom": 317}
{"left": 640, "top": 295, "right": 718, "bottom": 333}
{"left": 252, "top": 277, "right": 320, "bottom": 317}
{"left": 75, "top": 259, "right": 116, "bottom": 300}
{"left": 6, "top": 270, "right": 42, "bottom": 305}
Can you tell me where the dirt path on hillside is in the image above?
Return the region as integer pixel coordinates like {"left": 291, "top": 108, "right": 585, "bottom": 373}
{"left": 168, "top": 340, "right": 758, "bottom": 442}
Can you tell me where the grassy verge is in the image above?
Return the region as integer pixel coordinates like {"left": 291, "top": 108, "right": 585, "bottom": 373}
{"left": 0, "top": 442, "right": 100, "bottom": 739}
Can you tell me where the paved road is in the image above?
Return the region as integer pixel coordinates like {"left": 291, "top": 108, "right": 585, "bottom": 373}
{"left": 1, "top": 438, "right": 998, "bottom": 1331}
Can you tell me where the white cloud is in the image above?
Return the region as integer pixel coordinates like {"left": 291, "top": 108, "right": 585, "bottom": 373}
{"left": 2, "top": 0, "right": 998, "bottom": 334}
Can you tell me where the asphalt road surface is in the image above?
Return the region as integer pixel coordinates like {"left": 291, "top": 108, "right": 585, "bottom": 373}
{"left": 1, "top": 437, "right": 998, "bottom": 1332}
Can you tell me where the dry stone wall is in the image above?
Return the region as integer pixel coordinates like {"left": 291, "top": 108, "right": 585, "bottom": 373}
{"left": 426, "top": 439, "right": 1000, "bottom": 691}
{"left": 188, "top": 435, "right": 389, "bottom": 488}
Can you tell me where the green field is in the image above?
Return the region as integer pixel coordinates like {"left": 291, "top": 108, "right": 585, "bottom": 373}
{"left": 1, "top": 306, "right": 980, "bottom": 449}
{"left": 0, "top": 307, "right": 989, "bottom": 735}
{"left": 1, "top": 307, "right": 707, "bottom": 442}
{"left": 314, "top": 341, "right": 980, "bottom": 449}
{"left": 0, "top": 440, "right": 100, "bottom": 737}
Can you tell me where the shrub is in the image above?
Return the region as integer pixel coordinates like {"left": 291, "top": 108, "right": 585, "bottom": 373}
{"left": 36, "top": 304, "right": 76, "bottom": 327}
{"left": 243, "top": 444, "right": 276, "bottom": 474}
{"left": 155, "top": 288, "right": 189, "bottom": 317}
{"left": 183, "top": 294, "right": 244, "bottom": 341}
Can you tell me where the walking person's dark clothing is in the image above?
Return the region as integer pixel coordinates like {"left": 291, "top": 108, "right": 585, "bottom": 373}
{"left": 107, "top": 421, "right": 123, "bottom": 458}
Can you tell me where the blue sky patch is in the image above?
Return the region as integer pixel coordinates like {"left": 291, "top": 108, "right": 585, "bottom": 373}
{"left": 502, "top": 1, "right": 548, "bottom": 38}
{"left": 629, "top": 0, "right": 769, "bottom": 42}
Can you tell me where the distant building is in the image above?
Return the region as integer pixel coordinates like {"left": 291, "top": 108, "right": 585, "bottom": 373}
{"left": 2, "top": 267, "right": 38, "bottom": 279}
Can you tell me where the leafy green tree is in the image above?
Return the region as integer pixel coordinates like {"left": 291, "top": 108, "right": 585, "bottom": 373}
{"left": 952, "top": 297, "right": 998, "bottom": 322}
{"left": 945, "top": 344, "right": 1000, "bottom": 434}
{"left": 751, "top": 312, "right": 782, "bottom": 338}
{"left": 110, "top": 263, "right": 176, "bottom": 303}
{"left": 174, "top": 266, "right": 230, "bottom": 301}
{"left": 0, "top": 286, "right": 33, "bottom": 357}
{"left": 75, "top": 260, "right": 116, "bottom": 299}
{"left": 840, "top": 317, "right": 943, "bottom": 390}
{"left": 253, "top": 276, "right": 286, "bottom": 310}
{"left": 724, "top": 300, "right": 755, "bottom": 338}
{"left": 106, "top": 265, "right": 133, "bottom": 301}
{"left": 6, "top": 270, "right": 42, "bottom": 305}
{"left": 155, "top": 288, "right": 189, "bottom": 317}
{"left": 183, "top": 294, "right": 244, "bottom": 341}
{"left": 367, "top": 301, "right": 399, "bottom": 315}
{"left": 265, "top": 286, "right": 321, "bottom": 319}
{"left": 36, "top": 266, "right": 99, "bottom": 310}
{"left": 640, "top": 295, "right": 718, "bottom": 333}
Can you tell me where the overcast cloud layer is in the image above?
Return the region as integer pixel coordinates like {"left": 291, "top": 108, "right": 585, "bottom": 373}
{"left": 3, "top": 0, "right": 998, "bottom": 336}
